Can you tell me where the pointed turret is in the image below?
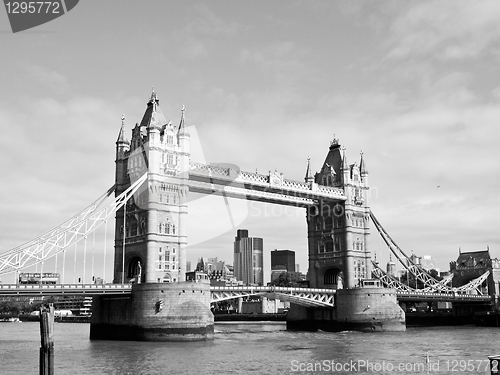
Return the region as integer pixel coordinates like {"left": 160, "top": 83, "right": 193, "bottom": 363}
{"left": 116, "top": 114, "right": 130, "bottom": 160}
{"left": 176, "top": 105, "right": 190, "bottom": 147}
{"left": 360, "top": 151, "right": 368, "bottom": 176}
{"left": 116, "top": 114, "right": 128, "bottom": 144}
{"left": 304, "top": 157, "right": 314, "bottom": 183}
{"left": 342, "top": 146, "right": 349, "bottom": 171}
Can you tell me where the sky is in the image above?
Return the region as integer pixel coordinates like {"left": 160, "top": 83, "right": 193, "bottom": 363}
{"left": 0, "top": 1, "right": 499, "bottom": 284}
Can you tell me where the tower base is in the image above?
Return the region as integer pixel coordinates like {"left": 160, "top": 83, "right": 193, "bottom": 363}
{"left": 90, "top": 282, "right": 214, "bottom": 341}
{"left": 286, "top": 287, "right": 405, "bottom": 332}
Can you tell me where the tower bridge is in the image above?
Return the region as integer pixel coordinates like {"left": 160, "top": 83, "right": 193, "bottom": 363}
{"left": 0, "top": 89, "right": 495, "bottom": 340}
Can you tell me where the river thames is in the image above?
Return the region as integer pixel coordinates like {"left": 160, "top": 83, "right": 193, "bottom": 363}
{"left": 0, "top": 322, "right": 497, "bottom": 374}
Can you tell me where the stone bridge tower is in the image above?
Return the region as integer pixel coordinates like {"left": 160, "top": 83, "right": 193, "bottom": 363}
{"left": 114, "top": 89, "right": 190, "bottom": 284}
{"left": 306, "top": 138, "right": 371, "bottom": 289}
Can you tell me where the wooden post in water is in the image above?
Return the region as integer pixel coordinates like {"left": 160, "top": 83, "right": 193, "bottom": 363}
{"left": 39, "top": 303, "right": 54, "bottom": 375}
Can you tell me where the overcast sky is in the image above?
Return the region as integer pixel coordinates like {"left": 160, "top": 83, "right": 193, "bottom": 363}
{"left": 1, "top": 1, "right": 499, "bottom": 284}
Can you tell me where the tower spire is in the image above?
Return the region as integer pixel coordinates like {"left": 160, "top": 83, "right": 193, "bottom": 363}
{"left": 140, "top": 88, "right": 167, "bottom": 130}
{"left": 305, "top": 157, "right": 314, "bottom": 183}
{"left": 342, "top": 146, "right": 349, "bottom": 170}
{"left": 116, "top": 114, "right": 128, "bottom": 144}
{"left": 360, "top": 150, "right": 368, "bottom": 175}
{"left": 148, "top": 86, "right": 159, "bottom": 109}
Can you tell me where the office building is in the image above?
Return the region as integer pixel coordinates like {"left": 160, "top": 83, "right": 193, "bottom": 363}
{"left": 270, "top": 249, "right": 295, "bottom": 281}
{"left": 233, "top": 229, "right": 263, "bottom": 285}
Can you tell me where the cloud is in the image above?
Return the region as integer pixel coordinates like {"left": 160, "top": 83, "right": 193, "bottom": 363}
{"left": 24, "top": 64, "right": 70, "bottom": 93}
{"left": 386, "top": 1, "right": 500, "bottom": 60}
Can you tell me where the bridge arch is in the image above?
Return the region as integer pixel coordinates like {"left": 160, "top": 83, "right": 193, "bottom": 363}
{"left": 127, "top": 256, "right": 143, "bottom": 283}
{"left": 324, "top": 268, "right": 343, "bottom": 289}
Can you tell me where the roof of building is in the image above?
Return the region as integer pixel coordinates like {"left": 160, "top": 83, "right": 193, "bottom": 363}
{"left": 456, "top": 250, "right": 490, "bottom": 266}
{"left": 139, "top": 88, "right": 168, "bottom": 130}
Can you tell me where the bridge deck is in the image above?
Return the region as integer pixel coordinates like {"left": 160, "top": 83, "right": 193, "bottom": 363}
{"left": 0, "top": 284, "right": 491, "bottom": 303}
{"left": 0, "top": 283, "right": 132, "bottom": 296}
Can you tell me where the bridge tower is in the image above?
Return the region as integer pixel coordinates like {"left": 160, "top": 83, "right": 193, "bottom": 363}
{"left": 288, "top": 138, "right": 404, "bottom": 332}
{"left": 113, "top": 90, "right": 189, "bottom": 284}
{"left": 306, "top": 137, "right": 371, "bottom": 289}
{"left": 91, "top": 90, "right": 213, "bottom": 342}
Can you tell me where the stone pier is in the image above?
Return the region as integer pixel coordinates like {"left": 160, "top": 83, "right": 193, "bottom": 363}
{"left": 90, "top": 281, "right": 214, "bottom": 341}
{"left": 287, "top": 286, "right": 405, "bottom": 332}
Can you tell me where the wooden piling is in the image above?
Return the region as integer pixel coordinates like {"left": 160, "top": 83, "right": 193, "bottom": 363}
{"left": 39, "top": 304, "right": 54, "bottom": 375}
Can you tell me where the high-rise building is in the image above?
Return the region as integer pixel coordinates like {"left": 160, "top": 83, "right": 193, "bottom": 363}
{"left": 270, "top": 250, "right": 295, "bottom": 281}
{"left": 271, "top": 250, "right": 295, "bottom": 272}
{"left": 233, "top": 229, "right": 263, "bottom": 285}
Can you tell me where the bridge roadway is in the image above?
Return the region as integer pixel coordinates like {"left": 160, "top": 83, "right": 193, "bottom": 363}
{"left": 0, "top": 284, "right": 491, "bottom": 305}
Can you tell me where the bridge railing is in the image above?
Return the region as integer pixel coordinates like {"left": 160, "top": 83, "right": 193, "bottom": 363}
{"left": 396, "top": 291, "right": 491, "bottom": 301}
{"left": 0, "top": 283, "right": 132, "bottom": 295}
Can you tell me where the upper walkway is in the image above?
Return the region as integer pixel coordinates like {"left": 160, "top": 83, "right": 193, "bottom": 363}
{"left": 188, "top": 162, "right": 345, "bottom": 206}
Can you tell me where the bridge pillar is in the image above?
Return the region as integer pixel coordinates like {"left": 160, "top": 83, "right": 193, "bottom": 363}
{"left": 90, "top": 281, "right": 213, "bottom": 341}
{"left": 286, "top": 285, "right": 405, "bottom": 332}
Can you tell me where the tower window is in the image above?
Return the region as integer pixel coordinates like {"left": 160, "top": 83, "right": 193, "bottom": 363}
{"left": 334, "top": 237, "right": 341, "bottom": 252}
{"left": 319, "top": 243, "right": 325, "bottom": 253}
{"left": 336, "top": 218, "right": 343, "bottom": 228}
{"left": 166, "top": 153, "right": 174, "bottom": 165}
{"left": 326, "top": 241, "right": 334, "bottom": 252}
{"left": 325, "top": 217, "right": 333, "bottom": 230}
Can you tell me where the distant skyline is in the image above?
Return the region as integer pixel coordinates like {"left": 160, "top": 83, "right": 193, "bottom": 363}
{"left": 1, "top": 1, "right": 499, "bottom": 284}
